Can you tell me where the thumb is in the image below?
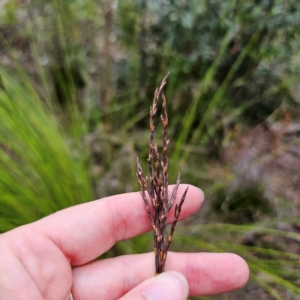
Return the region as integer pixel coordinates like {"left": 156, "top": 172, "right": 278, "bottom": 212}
{"left": 119, "top": 271, "right": 189, "bottom": 300}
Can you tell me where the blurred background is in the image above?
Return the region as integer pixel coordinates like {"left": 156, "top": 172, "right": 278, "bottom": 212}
{"left": 0, "top": 0, "right": 300, "bottom": 299}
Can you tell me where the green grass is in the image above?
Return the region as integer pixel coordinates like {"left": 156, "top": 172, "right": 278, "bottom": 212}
{"left": 0, "top": 69, "right": 93, "bottom": 231}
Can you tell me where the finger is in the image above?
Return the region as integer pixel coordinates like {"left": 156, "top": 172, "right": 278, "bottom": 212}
{"left": 119, "top": 271, "right": 189, "bottom": 300}
{"left": 0, "top": 233, "right": 72, "bottom": 300}
{"left": 29, "top": 185, "right": 203, "bottom": 265}
{"left": 71, "top": 252, "right": 249, "bottom": 299}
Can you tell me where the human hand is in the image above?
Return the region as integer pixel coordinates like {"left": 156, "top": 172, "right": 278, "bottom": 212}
{"left": 0, "top": 185, "right": 249, "bottom": 299}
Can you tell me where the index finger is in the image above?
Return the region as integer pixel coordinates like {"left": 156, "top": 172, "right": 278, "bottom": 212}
{"left": 32, "top": 185, "right": 203, "bottom": 265}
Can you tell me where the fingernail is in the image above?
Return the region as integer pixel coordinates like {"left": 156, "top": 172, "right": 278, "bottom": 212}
{"left": 198, "top": 188, "right": 205, "bottom": 202}
{"left": 142, "top": 271, "right": 189, "bottom": 300}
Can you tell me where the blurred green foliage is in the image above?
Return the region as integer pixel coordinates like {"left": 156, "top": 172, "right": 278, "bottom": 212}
{"left": 0, "top": 0, "right": 300, "bottom": 299}
{"left": 0, "top": 69, "right": 93, "bottom": 231}
{"left": 116, "top": 0, "right": 299, "bottom": 162}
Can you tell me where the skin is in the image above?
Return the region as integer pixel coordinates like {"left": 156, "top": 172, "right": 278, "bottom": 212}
{"left": 0, "top": 185, "right": 249, "bottom": 300}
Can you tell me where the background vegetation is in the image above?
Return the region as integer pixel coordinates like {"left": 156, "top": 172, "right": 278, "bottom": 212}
{"left": 0, "top": 0, "right": 300, "bottom": 299}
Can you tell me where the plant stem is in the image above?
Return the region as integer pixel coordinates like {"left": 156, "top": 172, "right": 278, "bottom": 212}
{"left": 136, "top": 73, "right": 188, "bottom": 274}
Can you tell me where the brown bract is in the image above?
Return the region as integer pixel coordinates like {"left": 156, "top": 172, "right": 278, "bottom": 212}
{"left": 136, "top": 73, "right": 188, "bottom": 274}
